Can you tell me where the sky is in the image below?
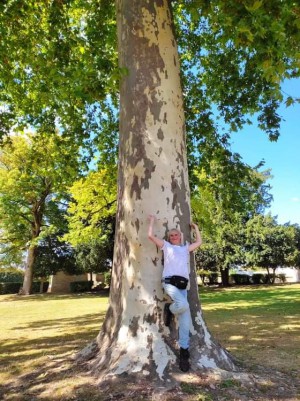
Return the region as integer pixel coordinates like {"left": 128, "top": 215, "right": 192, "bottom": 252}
{"left": 229, "top": 78, "right": 300, "bottom": 225}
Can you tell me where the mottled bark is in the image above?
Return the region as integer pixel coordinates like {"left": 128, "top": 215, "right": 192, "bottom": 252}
{"left": 87, "top": 0, "right": 235, "bottom": 379}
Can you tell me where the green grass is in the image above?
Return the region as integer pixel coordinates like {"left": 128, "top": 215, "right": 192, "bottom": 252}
{"left": 199, "top": 284, "right": 300, "bottom": 374}
{"left": 0, "top": 284, "right": 299, "bottom": 390}
{"left": 1, "top": 293, "right": 108, "bottom": 383}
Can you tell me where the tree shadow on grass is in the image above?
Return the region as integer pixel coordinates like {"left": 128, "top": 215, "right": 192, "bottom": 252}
{"left": 0, "top": 351, "right": 299, "bottom": 401}
{"left": 0, "top": 312, "right": 106, "bottom": 381}
{"left": 0, "top": 288, "right": 299, "bottom": 400}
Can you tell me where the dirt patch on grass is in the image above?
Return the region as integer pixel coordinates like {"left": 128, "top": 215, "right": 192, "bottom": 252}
{"left": 0, "top": 356, "right": 298, "bottom": 401}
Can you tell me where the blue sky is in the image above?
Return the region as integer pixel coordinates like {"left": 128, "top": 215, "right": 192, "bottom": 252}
{"left": 230, "top": 79, "right": 300, "bottom": 225}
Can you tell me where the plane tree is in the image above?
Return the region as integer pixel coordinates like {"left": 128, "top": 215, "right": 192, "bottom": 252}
{"left": 0, "top": 132, "right": 80, "bottom": 294}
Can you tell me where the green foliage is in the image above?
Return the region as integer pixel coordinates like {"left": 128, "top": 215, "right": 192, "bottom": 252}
{"left": 0, "top": 0, "right": 118, "bottom": 142}
{"left": 75, "top": 234, "right": 114, "bottom": 275}
{"left": 103, "top": 271, "right": 112, "bottom": 287}
{"left": 1, "top": 1, "right": 300, "bottom": 292}
{"left": 191, "top": 162, "right": 272, "bottom": 237}
{"left": 0, "top": 280, "right": 48, "bottom": 294}
{"left": 0, "top": 131, "right": 80, "bottom": 246}
{"left": 174, "top": 0, "right": 300, "bottom": 179}
{"left": 0, "top": 131, "right": 81, "bottom": 292}
{"left": 1, "top": 1, "right": 299, "bottom": 158}
{"left": 245, "top": 214, "right": 298, "bottom": 270}
{"left": 33, "top": 235, "right": 78, "bottom": 278}
{"left": 65, "top": 168, "right": 117, "bottom": 247}
{"left": 0, "top": 267, "right": 23, "bottom": 283}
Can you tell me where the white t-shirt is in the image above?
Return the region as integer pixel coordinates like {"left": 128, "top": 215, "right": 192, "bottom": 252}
{"left": 161, "top": 240, "right": 189, "bottom": 279}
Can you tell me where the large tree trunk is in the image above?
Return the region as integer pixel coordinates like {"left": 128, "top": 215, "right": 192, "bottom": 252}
{"left": 86, "top": 0, "right": 235, "bottom": 380}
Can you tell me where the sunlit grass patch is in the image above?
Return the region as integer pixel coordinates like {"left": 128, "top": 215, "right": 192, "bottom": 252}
{"left": 200, "top": 284, "right": 300, "bottom": 374}
{"left": 0, "top": 293, "right": 107, "bottom": 385}
{"left": 0, "top": 283, "right": 299, "bottom": 395}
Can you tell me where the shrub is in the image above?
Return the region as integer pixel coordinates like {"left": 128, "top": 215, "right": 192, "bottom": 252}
{"left": 0, "top": 281, "right": 49, "bottom": 295}
{"left": 104, "top": 271, "right": 111, "bottom": 287}
{"left": 208, "top": 273, "right": 219, "bottom": 285}
{"left": 0, "top": 282, "right": 22, "bottom": 294}
{"left": 251, "top": 273, "right": 267, "bottom": 284}
{"left": 70, "top": 280, "right": 93, "bottom": 293}
{"left": 231, "top": 274, "right": 251, "bottom": 285}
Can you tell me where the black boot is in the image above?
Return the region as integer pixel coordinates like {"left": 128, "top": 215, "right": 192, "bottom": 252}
{"left": 179, "top": 347, "right": 190, "bottom": 372}
{"left": 163, "top": 303, "right": 172, "bottom": 326}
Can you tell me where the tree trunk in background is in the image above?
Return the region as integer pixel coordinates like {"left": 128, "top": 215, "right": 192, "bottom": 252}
{"left": 221, "top": 267, "right": 230, "bottom": 287}
{"left": 19, "top": 202, "right": 44, "bottom": 295}
{"left": 86, "top": 0, "right": 235, "bottom": 380}
{"left": 19, "top": 245, "right": 37, "bottom": 295}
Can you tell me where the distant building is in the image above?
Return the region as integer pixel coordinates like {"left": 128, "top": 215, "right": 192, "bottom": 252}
{"left": 48, "top": 271, "right": 105, "bottom": 293}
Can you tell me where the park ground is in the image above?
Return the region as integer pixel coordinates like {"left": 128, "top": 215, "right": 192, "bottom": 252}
{"left": 0, "top": 284, "right": 299, "bottom": 401}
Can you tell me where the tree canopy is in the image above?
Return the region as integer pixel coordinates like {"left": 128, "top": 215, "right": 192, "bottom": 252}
{"left": 1, "top": 0, "right": 299, "bottom": 159}
{"left": 0, "top": 131, "right": 81, "bottom": 292}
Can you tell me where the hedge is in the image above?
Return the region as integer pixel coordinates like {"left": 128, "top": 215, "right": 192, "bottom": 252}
{"left": 0, "top": 282, "right": 22, "bottom": 294}
{"left": 0, "top": 271, "right": 23, "bottom": 283}
{"left": 70, "top": 280, "right": 93, "bottom": 293}
{"left": 231, "top": 274, "right": 251, "bottom": 285}
{"left": 0, "top": 281, "right": 49, "bottom": 295}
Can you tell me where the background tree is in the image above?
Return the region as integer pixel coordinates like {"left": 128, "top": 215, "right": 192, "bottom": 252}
{"left": 33, "top": 234, "right": 78, "bottom": 279}
{"left": 245, "top": 214, "right": 298, "bottom": 282}
{"left": 292, "top": 224, "right": 300, "bottom": 268}
{"left": 191, "top": 156, "right": 272, "bottom": 285}
{"left": 0, "top": 132, "right": 80, "bottom": 294}
{"left": 64, "top": 168, "right": 117, "bottom": 281}
{"left": 65, "top": 168, "right": 117, "bottom": 247}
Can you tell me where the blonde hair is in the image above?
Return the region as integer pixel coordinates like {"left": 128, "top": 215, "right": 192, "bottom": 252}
{"left": 168, "top": 228, "right": 182, "bottom": 240}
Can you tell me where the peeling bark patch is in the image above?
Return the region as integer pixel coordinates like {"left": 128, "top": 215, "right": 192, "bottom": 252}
{"left": 170, "top": 172, "right": 190, "bottom": 219}
{"left": 129, "top": 316, "right": 140, "bottom": 337}
{"left": 144, "top": 312, "right": 157, "bottom": 325}
{"left": 197, "top": 355, "right": 218, "bottom": 369}
{"left": 149, "top": 96, "right": 164, "bottom": 124}
{"left": 151, "top": 256, "right": 159, "bottom": 266}
{"left": 135, "top": 218, "right": 140, "bottom": 233}
{"left": 176, "top": 147, "right": 184, "bottom": 166}
{"left": 130, "top": 174, "right": 142, "bottom": 200}
{"left": 141, "top": 159, "right": 156, "bottom": 190}
{"left": 157, "top": 128, "right": 164, "bottom": 140}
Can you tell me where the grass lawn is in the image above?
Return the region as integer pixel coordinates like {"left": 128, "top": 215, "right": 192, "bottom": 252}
{"left": 199, "top": 284, "right": 300, "bottom": 376}
{"left": 0, "top": 293, "right": 108, "bottom": 384}
{"left": 0, "top": 284, "right": 299, "bottom": 400}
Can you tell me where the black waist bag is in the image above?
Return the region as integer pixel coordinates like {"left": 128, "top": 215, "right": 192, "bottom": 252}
{"left": 170, "top": 275, "right": 188, "bottom": 289}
